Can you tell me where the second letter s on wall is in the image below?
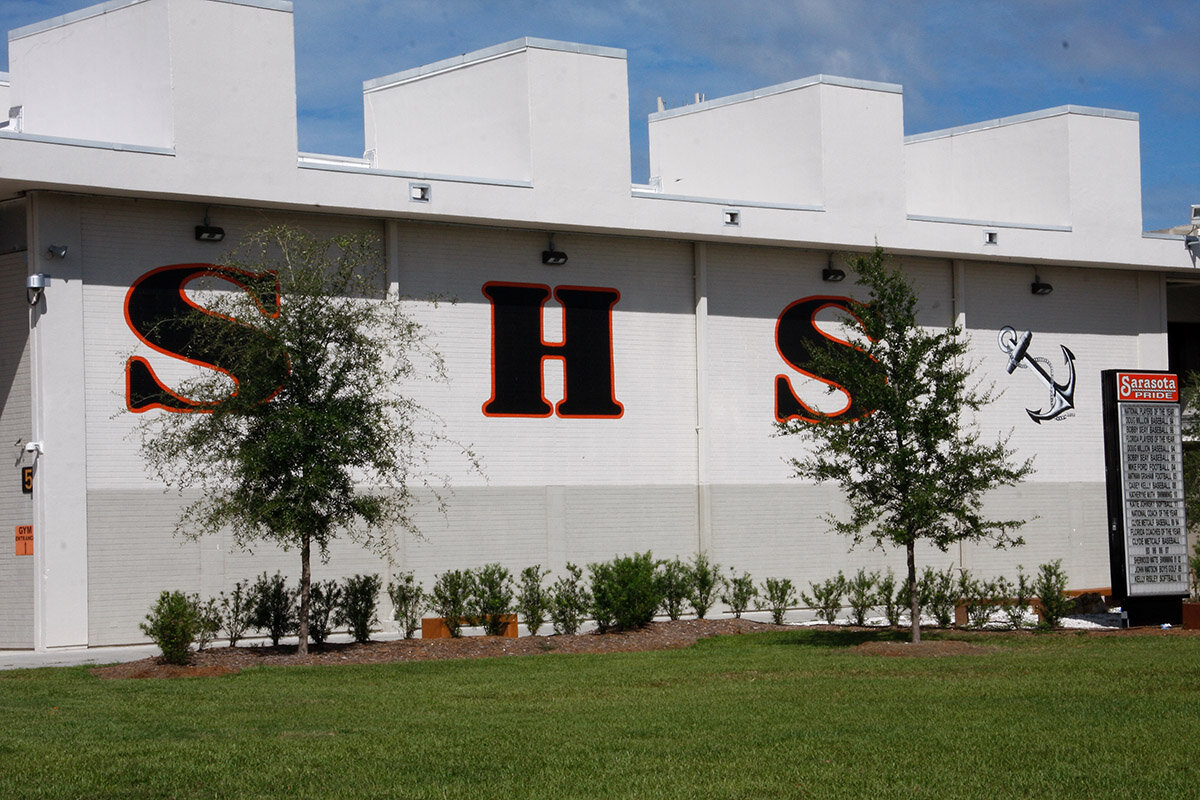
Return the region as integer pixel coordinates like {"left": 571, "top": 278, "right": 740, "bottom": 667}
{"left": 775, "top": 296, "right": 875, "bottom": 423}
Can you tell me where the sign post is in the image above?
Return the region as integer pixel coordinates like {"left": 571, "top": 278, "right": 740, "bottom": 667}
{"left": 1102, "top": 370, "right": 1188, "bottom": 625}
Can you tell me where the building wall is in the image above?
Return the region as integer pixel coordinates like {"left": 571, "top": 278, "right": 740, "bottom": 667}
{"left": 0, "top": 248, "right": 33, "bottom": 647}
{"left": 42, "top": 193, "right": 1168, "bottom": 645}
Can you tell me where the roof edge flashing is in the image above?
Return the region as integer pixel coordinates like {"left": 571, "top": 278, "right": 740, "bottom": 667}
{"left": 649, "top": 74, "right": 902, "bottom": 122}
{"left": 364, "top": 37, "right": 626, "bottom": 93}
{"left": 905, "top": 105, "right": 1139, "bottom": 144}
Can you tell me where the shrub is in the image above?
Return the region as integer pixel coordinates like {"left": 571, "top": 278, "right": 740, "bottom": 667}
{"left": 194, "top": 595, "right": 222, "bottom": 650}
{"left": 689, "top": 553, "right": 721, "bottom": 619}
{"left": 430, "top": 569, "right": 474, "bottom": 638}
{"left": 516, "top": 565, "right": 550, "bottom": 636}
{"left": 250, "top": 572, "right": 298, "bottom": 646}
{"left": 845, "top": 568, "right": 879, "bottom": 626}
{"left": 216, "top": 580, "right": 255, "bottom": 647}
{"left": 140, "top": 590, "right": 200, "bottom": 665}
{"left": 590, "top": 552, "right": 662, "bottom": 633}
{"left": 340, "top": 574, "right": 382, "bottom": 644}
{"left": 1034, "top": 560, "right": 1073, "bottom": 629}
{"left": 999, "top": 566, "right": 1034, "bottom": 630}
{"left": 658, "top": 557, "right": 692, "bottom": 621}
{"left": 721, "top": 569, "right": 757, "bottom": 618}
{"left": 760, "top": 577, "right": 797, "bottom": 625}
{"left": 1191, "top": 539, "right": 1200, "bottom": 601}
{"left": 307, "top": 579, "right": 343, "bottom": 647}
{"left": 920, "top": 565, "right": 957, "bottom": 628}
{"left": 801, "top": 573, "right": 846, "bottom": 623}
{"left": 957, "top": 571, "right": 997, "bottom": 629}
{"left": 473, "top": 563, "right": 514, "bottom": 637}
{"left": 387, "top": 572, "right": 425, "bottom": 639}
{"left": 876, "top": 569, "right": 903, "bottom": 628}
{"left": 549, "top": 563, "right": 590, "bottom": 635}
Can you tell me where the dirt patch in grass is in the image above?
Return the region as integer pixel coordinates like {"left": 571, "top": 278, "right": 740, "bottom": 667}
{"left": 849, "top": 640, "right": 1000, "bottom": 658}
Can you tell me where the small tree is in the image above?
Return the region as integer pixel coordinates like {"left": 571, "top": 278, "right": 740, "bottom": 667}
{"left": 721, "top": 568, "right": 757, "bottom": 618}
{"left": 250, "top": 571, "right": 298, "bottom": 647}
{"left": 845, "top": 568, "right": 879, "bottom": 627}
{"left": 340, "top": 573, "right": 382, "bottom": 643}
{"left": 472, "top": 564, "right": 514, "bottom": 637}
{"left": 688, "top": 553, "right": 721, "bottom": 619}
{"left": 657, "top": 557, "right": 692, "bottom": 621}
{"left": 760, "top": 577, "right": 797, "bottom": 625}
{"left": 516, "top": 565, "right": 550, "bottom": 636}
{"left": 140, "top": 590, "right": 201, "bottom": 665}
{"left": 778, "top": 248, "right": 1033, "bottom": 642}
{"left": 549, "top": 563, "right": 590, "bottom": 635}
{"left": 216, "top": 580, "right": 255, "bottom": 647}
{"left": 307, "top": 579, "right": 343, "bottom": 647}
{"left": 430, "top": 569, "right": 474, "bottom": 638}
{"left": 133, "top": 226, "right": 473, "bottom": 655}
{"left": 388, "top": 572, "right": 425, "bottom": 639}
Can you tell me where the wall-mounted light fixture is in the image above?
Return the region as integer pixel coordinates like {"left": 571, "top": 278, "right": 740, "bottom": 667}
{"left": 194, "top": 208, "right": 224, "bottom": 242}
{"left": 46, "top": 244, "right": 67, "bottom": 259}
{"left": 26, "top": 272, "right": 50, "bottom": 306}
{"left": 542, "top": 233, "right": 568, "bottom": 266}
{"left": 822, "top": 255, "right": 845, "bottom": 283}
{"left": 1186, "top": 234, "right": 1199, "bottom": 258}
{"left": 1031, "top": 275, "right": 1053, "bottom": 296}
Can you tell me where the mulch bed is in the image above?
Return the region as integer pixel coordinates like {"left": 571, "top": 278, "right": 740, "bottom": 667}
{"left": 89, "top": 618, "right": 1196, "bottom": 679}
{"left": 90, "top": 618, "right": 785, "bottom": 679}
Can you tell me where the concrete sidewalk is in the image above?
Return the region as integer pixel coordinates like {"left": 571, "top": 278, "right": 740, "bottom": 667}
{"left": 0, "top": 643, "right": 161, "bottom": 671}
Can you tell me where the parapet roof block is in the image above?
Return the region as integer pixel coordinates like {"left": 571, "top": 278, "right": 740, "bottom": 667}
{"left": 649, "top": 74, "right": 903, "bottom": 122}
{"left": 906, "top": 104, "right": 1138, "bottom": 144}
{"left": 364, "top": 37, "right": 626, "bottom": 93}
{"left": 8, "top": 0, "right": 292, "bottom": 41}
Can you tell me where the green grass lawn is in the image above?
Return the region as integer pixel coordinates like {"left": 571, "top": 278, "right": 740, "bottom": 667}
{"left": 1, "top": 629, "right": 1197, "bottom": 799}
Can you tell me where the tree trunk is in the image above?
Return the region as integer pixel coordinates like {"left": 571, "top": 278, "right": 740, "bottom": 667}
{"left": 298, "top": 533, "right": 311, "bottom": 656}
{"left": 907, "top": 540, "right": 921, "bottom": 644}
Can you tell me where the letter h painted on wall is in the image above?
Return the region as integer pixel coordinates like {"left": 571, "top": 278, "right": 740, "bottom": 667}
{"left": 482, "top": 282, "right": 623, "bottom": 418}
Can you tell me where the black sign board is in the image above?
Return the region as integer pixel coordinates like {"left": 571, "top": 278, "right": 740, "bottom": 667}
{"left": 20, "top": 466, "right": 31, "bottom": 495}
{"left": 1102, "top": 369, "right": 1188, "bottom": 625}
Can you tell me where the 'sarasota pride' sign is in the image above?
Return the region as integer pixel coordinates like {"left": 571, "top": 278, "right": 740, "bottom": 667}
{"left": 1116, "top": 372, "right": 1179, "bottom": 403}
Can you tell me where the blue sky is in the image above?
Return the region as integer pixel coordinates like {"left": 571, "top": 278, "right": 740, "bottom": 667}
{"left": 2, "top": 0, "right": 1197, "bottom": 231}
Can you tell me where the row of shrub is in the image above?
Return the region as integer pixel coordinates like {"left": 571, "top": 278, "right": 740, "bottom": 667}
{"left": 142, "top": 554, "right": 1078, "bottom": 663}
{"left": 141, "top": 571, "right": 385, "bottom": 664}
{"left": 412, "top": 553, "right": 806, "bottom": 639}
{"left": 798, "top": 560, "right": 1076, "bottom": 630}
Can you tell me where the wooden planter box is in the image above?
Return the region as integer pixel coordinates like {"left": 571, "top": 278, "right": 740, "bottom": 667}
{"left": 1182, "top": 601, "right": 1200, "bottom": 630}
{"left": 420, "top": 614, "right": 519, "bottom": 639}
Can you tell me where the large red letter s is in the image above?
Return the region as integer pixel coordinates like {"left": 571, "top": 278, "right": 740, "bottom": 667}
{"left": 124, "top": 264, "right": 286, "bottom": 413}
{"left": 775, "top": 296, "right": 876, "bottom": 423}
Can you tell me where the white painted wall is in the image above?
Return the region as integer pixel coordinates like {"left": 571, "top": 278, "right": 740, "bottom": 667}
{"left": 0, "top": 248, "right": 33, "bottom": 647}
{"left": 0, "top": 6, "right": 1189, "bottom": 274}
{"left": 8, "top": 0, "right": 173, "bottom": 147}
{"left": 365, "top": 47, "right": 533, "bottom": 179}
{"left": 0, "top": 3, "right": 1192, "bottom": 646}
{"left": 904, "top": 106, "right": 1142, "bottom": 237}
{"left": 649, "top": 79, "right": 827, "bottom": 207}
{"left": 27, "top": 192, "right": 89, "bottom": 650}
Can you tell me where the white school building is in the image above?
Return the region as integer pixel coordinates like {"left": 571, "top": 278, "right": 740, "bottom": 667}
{"left": 0, "top": 0, "right": 1196, "bottom": 651}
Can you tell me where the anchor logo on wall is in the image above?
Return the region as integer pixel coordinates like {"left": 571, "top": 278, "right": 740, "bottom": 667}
{"left": 998, "top": 326, "right": 1076, "bottom": 423}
